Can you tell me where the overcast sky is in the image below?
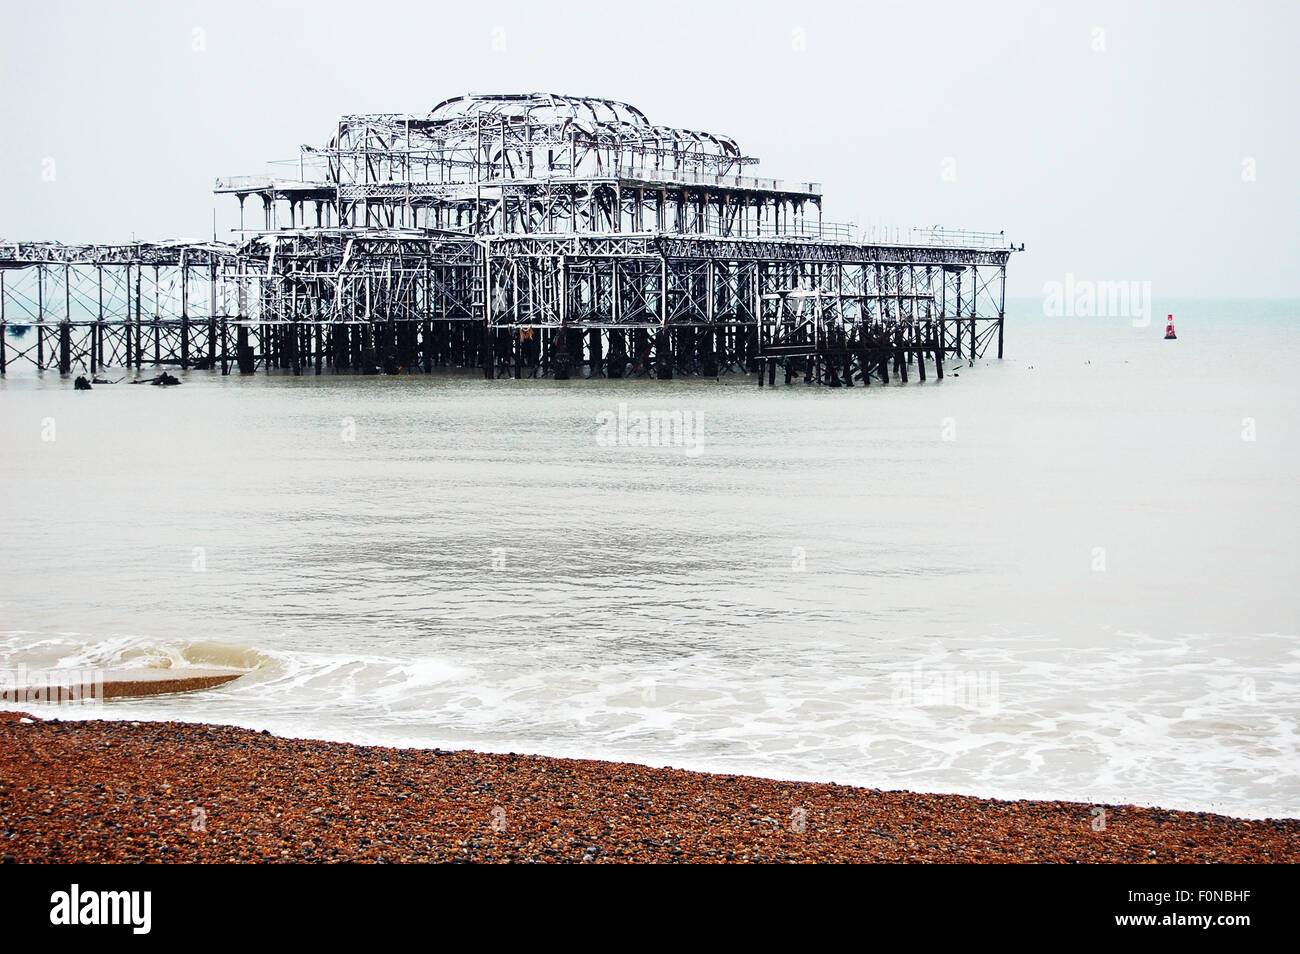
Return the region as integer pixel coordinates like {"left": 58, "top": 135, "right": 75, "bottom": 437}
{"left": 0, "top": 0, "right": 1294, "bottom": 298}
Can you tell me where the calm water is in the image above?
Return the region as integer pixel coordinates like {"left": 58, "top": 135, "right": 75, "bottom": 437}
{"left": 2, "top": 299, "right": 1298, "bottom": 818}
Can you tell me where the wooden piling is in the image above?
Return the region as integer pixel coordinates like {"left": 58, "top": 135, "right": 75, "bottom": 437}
{"left": 589, "top": 327, "right": 602, "bottom": 378}
{"left": 549, "top": 328, "right": 566, "bottom": 380}
{"left": 236, "top": 324, "right": 253, "bottom": 373}
{"left": 898, "top": 325, "right": 908, "bottom": 383}
{"left": 607, "top": 328, "right": 625, "bottom": 378}
{"left": 700, "top": 328, "right": 717, "bottom": 377}
{"left": 220, "top": 316, "right": 229, "bottom": 375}
{"left": 483, "top": 327, "right": 496, "bottom": 379}
{"left": 58, "top": 321, "right": 71, "bottom": 374}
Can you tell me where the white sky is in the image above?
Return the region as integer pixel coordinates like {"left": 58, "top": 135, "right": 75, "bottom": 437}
{"left": 0, "top": 0, "right": 1295, "bottom": 298}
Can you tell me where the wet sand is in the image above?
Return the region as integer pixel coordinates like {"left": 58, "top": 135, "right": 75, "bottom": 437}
{"left": 2, "top": 711, "right": 1295, "bottom": 863}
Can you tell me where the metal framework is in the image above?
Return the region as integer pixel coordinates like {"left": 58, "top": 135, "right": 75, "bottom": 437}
{"left": 1, "top": 93, "right": 1016, "bottom": 384}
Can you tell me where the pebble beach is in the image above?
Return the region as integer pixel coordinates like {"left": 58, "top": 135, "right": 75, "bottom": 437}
{"left": 3, "top": 711, "right": 1296, "bottom": 864}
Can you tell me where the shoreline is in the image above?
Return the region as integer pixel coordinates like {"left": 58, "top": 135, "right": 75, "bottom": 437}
{"left": 3, "top": 711, "right": 1296, "bottom": 863}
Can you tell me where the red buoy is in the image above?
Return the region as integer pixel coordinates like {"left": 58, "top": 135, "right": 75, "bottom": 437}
{"left": 1164, "top": 314, "right": 1177, "bottom": 340}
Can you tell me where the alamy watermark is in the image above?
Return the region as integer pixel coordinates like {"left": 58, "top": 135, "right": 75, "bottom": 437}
{"left": 1, "top": 666, "right": 104, "bottom": 706}
{"left": 595, "top": 402, "right": 705, "bottom": 457}
{"left": 50, "top": 884, "right": 151, "bottom": 934}
{"left": 1042, "top": 273, "right": 1152, "bottom": 327}
{"left": 890, "top": 663, "right": 1000, "bottom": 714}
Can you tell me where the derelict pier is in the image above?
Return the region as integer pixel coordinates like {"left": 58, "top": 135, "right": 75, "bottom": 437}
{"left": 0, "top": 93, "right": 1016, "bottom": 385}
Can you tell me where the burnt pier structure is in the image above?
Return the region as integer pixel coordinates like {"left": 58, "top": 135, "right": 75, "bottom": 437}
{"left": 0, "top": 93, "right": 1015, "bottom": 385}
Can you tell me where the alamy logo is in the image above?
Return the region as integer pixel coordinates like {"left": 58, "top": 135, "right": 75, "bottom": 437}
{"left": 50, "top": 884, "right": 151, "bottom": 934}
{"left": 890, "top": 664, "right": 1000, "bottom": 714}
{"left": 595, "top": 402, "right": 705, "bottom": 457}
{"left": 1, "top": 666, "right": 103, "bottom": 706}
{"left": 1041, "top": 273, "right": 1152, "bottom": 327}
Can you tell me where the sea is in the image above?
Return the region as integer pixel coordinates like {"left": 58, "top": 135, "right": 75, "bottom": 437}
{"left": 2, "top": 298, "right": 1297, "bottom": 819}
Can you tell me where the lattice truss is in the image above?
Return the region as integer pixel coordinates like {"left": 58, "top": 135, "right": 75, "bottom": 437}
{"left": 219, "top": 93, "right": 823, "bottom": 237}
{"left": 1, "top": 94, "right": 1015, "bottom": 377}
{"left": 480, "top": 234, "right": 1008, "bottom": 351}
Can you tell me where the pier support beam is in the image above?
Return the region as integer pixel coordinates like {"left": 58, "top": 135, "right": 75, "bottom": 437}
{"left": 236, "top": 325, "right": 254, "bottom": 373}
